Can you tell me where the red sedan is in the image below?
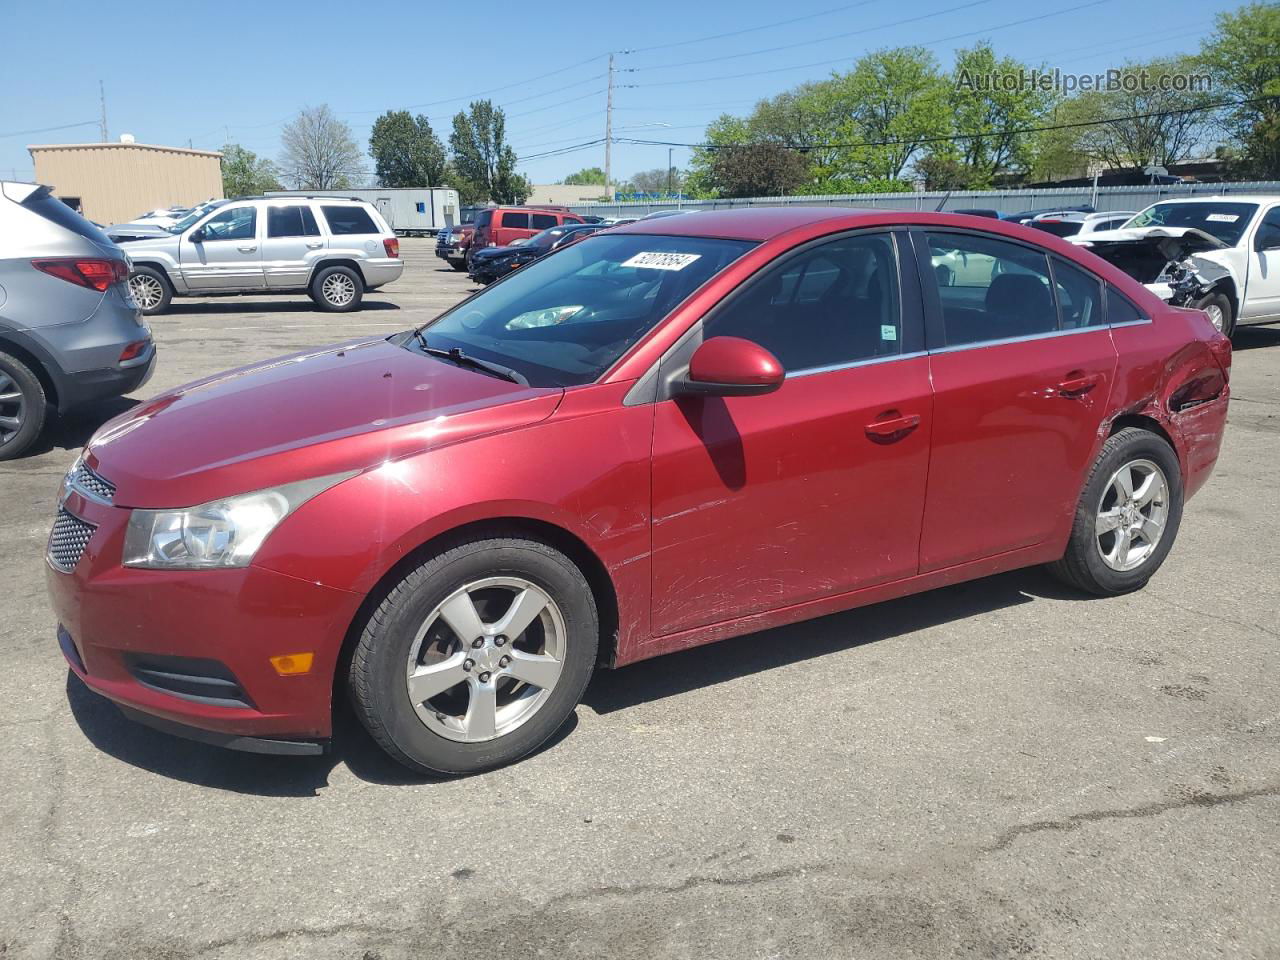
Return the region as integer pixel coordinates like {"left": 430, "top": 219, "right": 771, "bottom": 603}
{"left": 47, "top": 208, "right": 1231, "bottom": 774}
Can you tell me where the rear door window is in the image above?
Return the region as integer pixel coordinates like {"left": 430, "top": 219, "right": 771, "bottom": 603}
{"left": 1052, "top": 258, "right": 1104, "bottom": 328}
{"left": 924, "top": 232, "right": 1058, "bottom": 346}
{"left": 320, "top": 205, "right": 378, "bottom": 235}
{"left": 268, "top": 205, "right": 321, "bottom": 238}
{"left": 500, "top": 212, "right": 530, "bottom": 229}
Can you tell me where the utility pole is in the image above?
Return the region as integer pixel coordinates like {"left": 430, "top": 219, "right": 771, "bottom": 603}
{"left": 98, "top": 80, "right": 108, "bottom": 142}
{"left": 667, "top": 147, "right": 673, "bottom": 196}
{"left": 605, "top": 53, "right": 614, "bottom": 200}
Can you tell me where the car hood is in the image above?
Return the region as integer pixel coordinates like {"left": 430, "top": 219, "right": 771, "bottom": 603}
{"left": 85, "top": 337, "right": 564, "bottom": 508}
{"left": 1071, "top": 225, "right": 1228, "bottom": 255}
{"left": 116, "top": 233, "right": 179, "bottom": 252}
{"left": 474, "top": 244, "right": 536, "bottom": 260}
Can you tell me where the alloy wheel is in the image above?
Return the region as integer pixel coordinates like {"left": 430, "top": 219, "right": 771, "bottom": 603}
{"left": 0, "top": 371, "right": 25, "bottom": 447}
{"left": 128, "top": 274, "right": 164, "bottom": 311}
{"left": 1204, "top": 303, "right": 1225, "bottom": 332}
{"left": 1095, "top": 458, "right": 1169, "bottom": 572}
{"left": 322, "top": 273, "right": 356, "bottom": 307}
{"left": 405, "top": 577, "right": 566, "bottom": 743}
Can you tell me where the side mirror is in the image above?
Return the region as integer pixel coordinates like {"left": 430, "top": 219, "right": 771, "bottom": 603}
{"left": 674, "top": 336, "right": 785, "bottom": 398}
{"left": 189, "top": 228, "right": 206, "bottom": 243}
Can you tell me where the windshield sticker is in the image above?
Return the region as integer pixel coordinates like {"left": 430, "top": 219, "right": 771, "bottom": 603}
{"left": 621, "top": 251, "right": 702, "bottom": 271}
{"left": 1205, "top": 213, "right": 1240, "bottom": 223}
{"left": 881, "top": 324, "right": 898, "bottom": 341}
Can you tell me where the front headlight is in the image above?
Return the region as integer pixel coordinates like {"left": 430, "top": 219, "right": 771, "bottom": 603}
{"left": 122, "top": 472, "right": 353, "bottom": 569}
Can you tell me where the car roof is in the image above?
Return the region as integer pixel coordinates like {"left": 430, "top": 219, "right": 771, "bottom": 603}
{"left": 609, "top": 206, "right": 888, "bottom": 241}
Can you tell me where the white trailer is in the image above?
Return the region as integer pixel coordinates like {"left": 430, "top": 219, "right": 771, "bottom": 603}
{"left": 263, "top": 187, "right": 461, "bottom": 236}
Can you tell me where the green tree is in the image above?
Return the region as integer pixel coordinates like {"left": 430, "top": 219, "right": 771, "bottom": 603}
{"left": 947, "top": 43, "right": 1056, "bottom": 187}
{"left": 369, "top": 110, "right": 448, "bottom": 187}
{"left": 561, "top": 166, "right": 607, "bottom": 186}
{"left": 825, "top": 47, "right": 951, "bottom": 182}
{"left": 685, "top": 114, "right": 750, "bottom": 197}
{"left": 621, "top": 167, "right": 683, "bottom": 194}
{"left": 707, "top": 142, "right": 808, "bottom": 197}
{"left": 1201, "top": 2, "right": 1280, "bottom": 178}
{"left": 449, "top": 100, "right": 528, "bottom": 205}
{"left": 1069, "top": 57, "right": 1217, "bottom": 170}
{"left": 279, "top": 105, "right": 365, "bottom": 189}
{"left": 219, "top": 143, "right": 281, "bottom": 196}
{"left": 914, "top": 152, "right": 973, "bottom": 190}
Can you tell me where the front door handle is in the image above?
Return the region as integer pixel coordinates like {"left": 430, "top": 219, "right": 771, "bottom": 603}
{"left": 237, "top": 245, "right": 257, "bottom": 253}
{"left": 1057, "top": 372, "right": 1102, "bottom": 397}
{"left": 865, "top": 411, "right": 921, "bottom": 443}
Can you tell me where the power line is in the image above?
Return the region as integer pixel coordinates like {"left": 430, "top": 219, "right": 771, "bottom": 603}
{"left": 620, "top": 0, "right": 881, "bottom": 55}
{"left": 612, "top": 96, "right": 1267, "bottom": 151}
{"left": 1, "top": 120, "right": 99, "bottom": 140}
{"left": 627, "top": 0, "right": 996, "bottom": 72}
{"left": 632, "top": 0, "right": 1110, "bottom": 88}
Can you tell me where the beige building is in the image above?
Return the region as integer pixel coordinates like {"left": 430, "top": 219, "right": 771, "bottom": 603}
{"left": 28, "top": 141, "right": 223, "bottom": 224}
{"left": 526, "top": 183, "right": 612, "bottom": 206}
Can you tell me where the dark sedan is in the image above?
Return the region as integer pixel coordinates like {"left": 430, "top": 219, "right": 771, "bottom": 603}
{"left": 469, "top": 223, "right": 604, "bottom": 284}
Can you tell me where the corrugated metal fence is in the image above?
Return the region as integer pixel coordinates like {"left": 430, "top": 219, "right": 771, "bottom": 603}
{"left": 569, "top": 181, "right": 1280, "bottom": 219}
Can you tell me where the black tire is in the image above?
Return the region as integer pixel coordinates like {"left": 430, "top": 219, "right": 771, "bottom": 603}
{"left": 128, "top": 266, "right": 172, "bottom": 316}
{"left": 349, "top": 537, "right": 598, "bottom": 775}
{"left": 448, "top": 258, "right": 468, "bottom": 272}
{"left": 1191, "top": 291, "right": 1235, "bottom": 337}
{"left": 310, "top": 265, "right": 365, "bottom": 313}
{"left": 1048, "top": 427, "right": 1184, "bottom": 596}
{"left": 0, "top": 351, "right": 47, "bottom": 461}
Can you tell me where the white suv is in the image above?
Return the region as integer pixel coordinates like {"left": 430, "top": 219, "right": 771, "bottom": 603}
{"left": 122, "top": 196, "right": 403, "bottom": 314}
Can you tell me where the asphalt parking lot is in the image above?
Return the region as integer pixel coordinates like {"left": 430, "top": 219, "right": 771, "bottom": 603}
{"left": 2, "top": 237, "right": 1278, "bottom": 960}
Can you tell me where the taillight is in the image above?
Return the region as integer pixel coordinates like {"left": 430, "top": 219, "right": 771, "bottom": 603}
{"left": 118, "top": 340, "right": 149, "bottom": 362}
{"left": 32, "top": 258, "right": 128, "bottom": 292}
{"left": 383, "top": 237, "right": 400, "bottom": 258}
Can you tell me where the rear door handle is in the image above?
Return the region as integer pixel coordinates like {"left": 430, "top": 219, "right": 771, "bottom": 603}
{"left": 1057, "top": 372, "right": 1102, "bottom": 397}
{"left": 305, "top": 241, "right": 323, "bottom": 249}
{"left": 237, "top": 245, "right": 257, "bottom": 253}
{"left": 865, "top": 411, "right": 921, "bottom": 443}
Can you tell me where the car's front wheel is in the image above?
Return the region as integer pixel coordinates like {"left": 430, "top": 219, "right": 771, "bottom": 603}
{"left": 349, "top": 537, "right": 599, "bottom": 775}
{"left": 0, "top": 350, "right": 46, "bottom": 461}
{"left": 1192, "top": 291, "right": 1235, "bottom": 337}
{"left": 311, "top": 265, "right": 365, "bottom": 312}
{"left": 128, "top": 267, "right": 172, "bottom": 316}
{"left": 1048, "top": 427, "right": 1184, "bottom": 596}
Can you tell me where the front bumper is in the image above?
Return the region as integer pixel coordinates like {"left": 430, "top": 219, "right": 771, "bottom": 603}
{"left": 47, "top": 487, "right": 364, "bottom": 745}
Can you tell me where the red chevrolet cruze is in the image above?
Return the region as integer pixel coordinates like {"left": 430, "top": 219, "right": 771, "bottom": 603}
{"left": 47, "top": 208, "right": 1231, "bottom": 774}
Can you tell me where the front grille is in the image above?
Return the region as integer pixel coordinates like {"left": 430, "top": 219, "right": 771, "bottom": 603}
{"left": 67, "top": 461, "right": 115, "bottom": 503}
{"left": 48, "top": 509, "right": 96, "bottom": 573}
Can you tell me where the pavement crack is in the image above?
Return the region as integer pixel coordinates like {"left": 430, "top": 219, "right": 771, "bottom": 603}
{"left": 981, "top": 783, "right": 1280, "bottom": 854}
{"left": 1143, "top": 590, "right": 1279, "bottom": 640}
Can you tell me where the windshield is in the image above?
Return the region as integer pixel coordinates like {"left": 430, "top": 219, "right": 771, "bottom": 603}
{"left": 410, "top": 233, "right": 755, "bottom": 387}
{"left": 167, "top": 202, "right": 220, "bottom": 234}
{"left": 1123, "top": 201, "right": 1258, "bottom": 246}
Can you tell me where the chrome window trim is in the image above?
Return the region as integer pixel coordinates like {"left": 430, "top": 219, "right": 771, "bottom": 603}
{"left": 1110, "top": 317, "right": 1153, "bottom": 328}
{"left": 930, "top": 323, "right": 1111, "bottom": 355}
{"left": 788, "top": 350, "right": 927, "bottom": 379}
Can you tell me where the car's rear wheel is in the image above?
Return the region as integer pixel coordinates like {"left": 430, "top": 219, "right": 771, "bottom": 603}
{"left": 1192, "top": 291, "right": 1235, "bottom": 337}
{"left": 349, "top": 537, "right": 598, "bottom": 775}
{"left": 311, "top": 265, "right": 364, "bottom": 312}
{"left": 0, "top": 351, "right": 47, "bottom": 461}
{"left": 449, "top": 258, "right": 468, "bottom": 272}
{"left": 1048, "top": 427, "right": 1183, "bottom": 596}
{"left": 128, "top": 267, "right": 171, "bottom": 316}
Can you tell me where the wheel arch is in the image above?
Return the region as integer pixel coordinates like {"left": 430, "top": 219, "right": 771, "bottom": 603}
{"left": 0, "top": 331, "right": 60, "bottom": 409}
{"left": 332, "top": 515, "right": 621, "bottom": 712}
{"left": 128, "top": 261, "right": 178, "bottom": 294}
{"left": 309, "top": 258, "right": 367, "bottom": 288}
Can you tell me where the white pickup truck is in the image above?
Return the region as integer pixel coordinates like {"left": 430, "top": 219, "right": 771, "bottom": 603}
{"left": 1069, "top": 195, "right": 1280, "bottom": 336}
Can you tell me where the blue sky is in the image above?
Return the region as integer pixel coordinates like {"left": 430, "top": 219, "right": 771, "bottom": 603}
{"left": 0, "top": 0, "right": 1244, "bottom": 188}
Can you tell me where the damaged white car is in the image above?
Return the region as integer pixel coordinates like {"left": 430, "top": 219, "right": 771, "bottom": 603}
{"left": 1069, "top": 196, "right": 1280, "bottom": 336}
